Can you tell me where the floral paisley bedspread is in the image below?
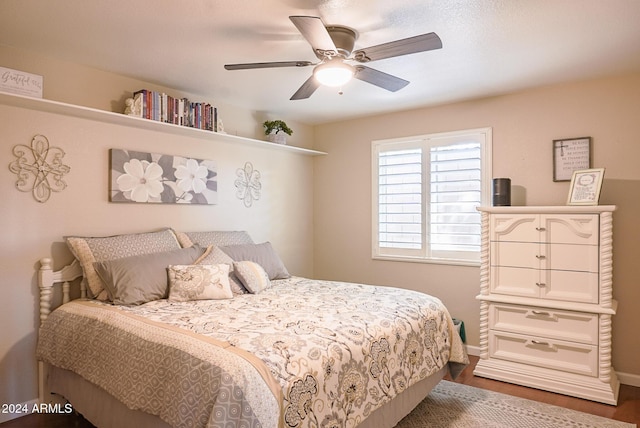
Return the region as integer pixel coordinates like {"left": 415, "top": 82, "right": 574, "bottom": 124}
{"left": 38, "top": 276, "right": 468, "bottom": 428}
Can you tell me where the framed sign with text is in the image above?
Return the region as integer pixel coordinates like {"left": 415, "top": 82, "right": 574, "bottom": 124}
{"left": 0, "top": 66, "right": 43, "bottom": 98}
{"left": 553, "top": 137, "right": 591, "bottom": 181}
{"left": 567, "top": 168, "right": 605, "bottom": 205}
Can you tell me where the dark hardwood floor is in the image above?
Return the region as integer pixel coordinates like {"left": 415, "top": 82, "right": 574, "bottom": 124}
{"left": 445, "top": 356, "right": 640, "bottom": 426}
{"left": 3, "top": 355, "right": 639, "bottom": 427}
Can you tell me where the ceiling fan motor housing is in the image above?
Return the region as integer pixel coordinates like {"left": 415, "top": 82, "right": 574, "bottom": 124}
{"left": 315, "top": 26, "right": 358, "bottom": 59}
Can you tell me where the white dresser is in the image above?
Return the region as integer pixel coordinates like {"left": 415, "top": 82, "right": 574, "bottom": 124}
{"left": 474, "top": 206, "right": 619, "bottom": 405}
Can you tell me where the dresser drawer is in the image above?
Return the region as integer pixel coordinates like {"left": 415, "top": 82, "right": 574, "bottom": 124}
{"left": 490, "top": 266, "right": 599, "bottom": 304}
{"left": 491, "top": 214, "right": 599, "bottom": 245}
{"left": 543, "top": 215, "right": 599, "bottom": 245}
{"left": 489, "top": 331, "right": 598, "bottom": 376}
{"left": 489, "top": 303, "right": 599, "bottom": 344}
{"left": 491, "top": 241, "right": 599, "bottom": 272}
{"left": 543, "top": 270, "right": 599, "bottom": 304}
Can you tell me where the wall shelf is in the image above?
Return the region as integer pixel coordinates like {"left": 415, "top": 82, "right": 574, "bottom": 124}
{"left": 0, "top": 92, "right": 326, "bottom": 156}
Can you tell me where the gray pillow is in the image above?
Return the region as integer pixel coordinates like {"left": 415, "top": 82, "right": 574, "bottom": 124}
{"left": 220, "top": 242, "right": 290, "bottom": 280}
{"left": 94, "top": 245, "right": 205, "bottom": 305}
{"left": 176, "top": 231, "right": 254, "bottom": 248}
{"left": 66, "top": 228, "right": 181, "bottom": 300}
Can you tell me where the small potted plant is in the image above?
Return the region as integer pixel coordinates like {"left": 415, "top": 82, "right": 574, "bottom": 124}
{"left": 263, "top": 120, "right": 293, "bottom": 145}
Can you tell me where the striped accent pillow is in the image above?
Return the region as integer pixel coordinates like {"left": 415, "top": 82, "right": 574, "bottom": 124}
{"left": 233, "top": 261, "right": 271, "bottom": 294}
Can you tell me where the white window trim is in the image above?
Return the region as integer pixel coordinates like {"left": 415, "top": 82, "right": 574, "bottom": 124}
{"left": 371, "top": 127, "right": 492, "bottom": 266}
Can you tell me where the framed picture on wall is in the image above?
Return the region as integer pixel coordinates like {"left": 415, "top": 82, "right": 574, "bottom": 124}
{"left": 553, "top": 137, "right": 591, "bottom": 181}
{"left": 567, "top": 168, "right": 605, "bottom": 205}
{"left": 108, "top": 149, "right": 218, "bottom": 205}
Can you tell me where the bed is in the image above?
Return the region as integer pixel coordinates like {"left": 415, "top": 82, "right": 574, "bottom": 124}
{"left": 36, "top": 228, "right": 468, "bottom": 428}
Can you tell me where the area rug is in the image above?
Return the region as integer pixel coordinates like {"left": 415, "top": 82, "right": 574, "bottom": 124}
{"left": 396, "top": 380, "right": 635, "bottom": 428}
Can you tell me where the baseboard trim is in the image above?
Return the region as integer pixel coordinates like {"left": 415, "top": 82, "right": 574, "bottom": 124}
{"left": 617, "top": 371, "right": 640, "bottom": 388}
{"left": 465, "top": 344, "right": 480, "bottom": 356}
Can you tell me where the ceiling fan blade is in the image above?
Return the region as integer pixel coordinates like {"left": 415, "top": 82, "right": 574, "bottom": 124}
{"left": 354, "top": 66, "right": 409, "bottom": 92}
{"left": 289, "top": 15, "right": 337, "bottom": 55}
{"left": 290, "top": 75, "right": 321, "bottom": 100}
{"left": 225, "top": 61, "right": 313, "bottom": 70}
{"left": 353, "top": 32, "right": 442, "bottom": 62}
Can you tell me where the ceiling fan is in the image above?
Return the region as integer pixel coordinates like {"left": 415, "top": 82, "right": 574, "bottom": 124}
{"left": 224, "top": 15, "right": 442, "bottom": 100}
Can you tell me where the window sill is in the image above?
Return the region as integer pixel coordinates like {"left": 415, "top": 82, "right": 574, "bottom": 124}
{"left": 372, "top": 255, "right": 480, "bottom": 268}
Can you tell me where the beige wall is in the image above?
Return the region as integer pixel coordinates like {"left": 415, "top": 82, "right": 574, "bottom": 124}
{"left": 313, "top": 73, "right": 640, "bottom": 380}
{"left": 0, "top": 47, "right": 316, "bottom": 409}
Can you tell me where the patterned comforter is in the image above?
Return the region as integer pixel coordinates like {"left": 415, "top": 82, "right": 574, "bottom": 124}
{"left": 37, "top": 277, "right": 468, "bottom": 428}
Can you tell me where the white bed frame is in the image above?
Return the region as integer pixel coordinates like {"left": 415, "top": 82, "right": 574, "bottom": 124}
{"left": 37, "top": 257, "right": 446, "bottom": 428}
{"left": 37, "top": 257, "right": 83, "bottom": 404}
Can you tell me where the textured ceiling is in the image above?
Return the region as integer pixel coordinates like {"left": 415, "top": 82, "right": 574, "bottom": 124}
{"left": 2, "top": 0, "right": 640, "bottom": 124}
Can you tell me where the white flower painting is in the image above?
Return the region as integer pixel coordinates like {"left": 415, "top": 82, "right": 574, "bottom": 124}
{"left": 109, "top": 149, "right": 217, "bottom": 204}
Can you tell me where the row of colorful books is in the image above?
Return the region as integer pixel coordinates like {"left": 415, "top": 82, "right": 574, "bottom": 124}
{"left": 129, "top": 89, "right": 218, "bottom": 132}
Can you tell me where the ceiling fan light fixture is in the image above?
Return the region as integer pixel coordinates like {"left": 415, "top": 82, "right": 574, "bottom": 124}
{"left": 313, "top": 60, "right": 355, "bottom": 87}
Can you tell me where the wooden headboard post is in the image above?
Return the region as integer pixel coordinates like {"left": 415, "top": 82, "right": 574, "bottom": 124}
{"left": 38, "top": 258, "right": 84, "bottom": 322}
{"left": 37, "top": 257, "right": 83, "bottom": 404}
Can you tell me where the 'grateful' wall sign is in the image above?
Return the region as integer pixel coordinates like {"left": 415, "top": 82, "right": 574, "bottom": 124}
{"left": 0, "top": 66, "right": 43, "bottom": 98}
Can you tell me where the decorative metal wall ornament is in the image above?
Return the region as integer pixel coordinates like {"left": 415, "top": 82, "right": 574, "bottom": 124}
{"left": 109, "top": 149, "right": 218, "bottom": 204}
{"left": 9, "top": 134, "right": 70, "bottom": 203}
{"left": 235, "top": 162, "right": 261, "bottom": 207}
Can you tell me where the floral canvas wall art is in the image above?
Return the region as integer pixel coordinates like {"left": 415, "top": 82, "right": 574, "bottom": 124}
{"left": 109, "top": 149, "right": 217, "bottom": 204}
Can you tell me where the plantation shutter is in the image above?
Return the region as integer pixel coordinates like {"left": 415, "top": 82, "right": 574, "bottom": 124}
{"left": 378, "top": 147, "right": 423, "bottom": 253}
{"left": 429, "top": 142, "right": 482, "bottom": 258}
{"left": 373, "top": 128, "right": 491, "bottom": 264}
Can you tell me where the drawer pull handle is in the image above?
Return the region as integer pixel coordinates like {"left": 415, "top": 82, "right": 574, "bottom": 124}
{"left": 535, "top": 282, "right": 546, "bottom": 287}
{"left": 535, "top": 255, "right": 546, "bottom": 259}
{"left": 531, "top": 340, "right": 550, "bottom": 346}
{"left": 535, "top": 227, "right": 546, "bottom": 231}
{"left": 531, "top": 310, "right": 551, "bottom": 316}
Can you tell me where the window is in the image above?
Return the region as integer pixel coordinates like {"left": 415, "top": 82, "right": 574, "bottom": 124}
{"left": 372, "top": 128, "right": 492, "bottom": 265}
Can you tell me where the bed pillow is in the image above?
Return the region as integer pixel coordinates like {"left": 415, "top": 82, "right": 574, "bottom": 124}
{"left": 176, "top": 231, "right": 254, "bottom": 248}
{"left": 220, "top": 242, "right": 290, "bottom": 280}
{"left": 195, "top": 245, "right": 247, "bottom": 295}
{"left": 93, "top": 245, "right": 205, "bottom": 305}
{"left": 168, "top": 264, "right": 233, "bottom": 302}
{"left": 66, "top": 228, "right": 181, "bottom": 300}
{"left": 233, "top": 261, "right": 271, "bottom": 294}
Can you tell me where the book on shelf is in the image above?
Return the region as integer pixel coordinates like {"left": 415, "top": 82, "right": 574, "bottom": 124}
{"left": 126, "top": 89, "right": 218, "bottom": 132}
